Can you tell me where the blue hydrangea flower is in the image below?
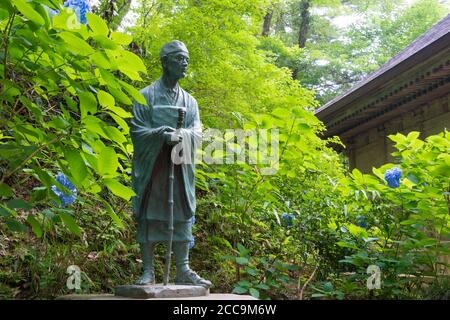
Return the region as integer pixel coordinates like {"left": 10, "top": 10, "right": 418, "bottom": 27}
{"left": 281, "top": 212, "right": 295, "bottom": 228}
{"left": 64, "top": 0, "right": 91, "bottom": 24}
{"left": 384, "top": 167, "right": 402, "bottom": 188}
{"left": 51, "top": 173, "right": 77, "bottom": 207}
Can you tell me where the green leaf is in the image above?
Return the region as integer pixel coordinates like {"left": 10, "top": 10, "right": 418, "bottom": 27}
{"left": 83, "top": 116, "right": 109, "bottom": 140}
{"left": 108, "top": 86, "right": 132, "bottom": 105}
{"left": 432, "top": 164, "right": 450, "bottom": 178}
{"left": 31, "top": 187, "right": 47, "bottom": 202}
{"left": 87, "top": 13, "right": 109, "bottom": 37}
{"left": 106, "top": 105, "right": 132, "bottom": 118}
{"left": 6, "top": 219, "right": 28, "bottom": 233}
{"left": 48, "top": 116, "right": 70, "bottom": 130}
{"left": 111, "top": 32, "right": 132, "bottom": 46}
{"left": 0, "top": 183, "right": 13, "bottom": 197}
{"left": 236, "top": 257, "right": 249, "bottom": 265}
{"left": 59, "top": 212, "right": 81, "bottom": 236}
{"left": 107, "top": 49, "right": 146, "bottom": 80}
{"left": 32, "top": 165, "right": 57, "bottom": 188}
{"left": 117, "top": 50, "right": 146, "bottom": 73}
{"left": 406, "top": 131, "right": 420, "bottom": 141}
{"left": 102, "top": 126, "right": 127, "bottom": 144}
{"left": 0, "top": 9, "right": 9, "bottom": 22}
{"left": 100, "top": 69, "right": 119, "bottom": 88}
{"left": 97, "top": 146, "right": 118, "bottom": 176}
{"left": 59, "top": 31, "right": 95, "bottom": 56}
{"left": 103, "top": 178, "right": 135, "bottom": 201}
{"left": 271, "top": 107, "right": 289, "bottom": 119}
{"left": 0, "top": 207, "right": 13, "bottom": 217}
{"left": 237, "top": 243, "right": 249, "bottom": 255}
{"left": 34, "top": 2, "right": 51, "bottom": 29}
{"left": 336, "top": 241, "right": 358, "bottom": 249}
{"left": 100, "top": 199, "right": 124, "bottom": 230}
{"left": 79, "top": 91, "right": 98, "bottom": 118}
{"left": 64, "top": 149, "right": 88, "bottom": 186}
{"left": 255, "top": 283, "right": 270, "bottom": 290}
{"left": 232, "top": 286, "right": 248, "bottom": 294}
{"left": 346, "top": 223, "right": 368, "bottom": 238}
{"left": 237, "top": 280, "right": 251, "bottom": 288}
{"left": 27, "top": 215, "right": 43, "bottom": 238}
{"left": 90, "top": 51, "right": 112, "bottom": 69}
{"left": 119, "top": 80, "right": 147, "bottom": 105}
{"left": 245, "top": 267, "right": 258, "bottom": 276}
{"left": 92, "top": 35, "right": 118, "bottom": 50}
{"left": 98, "top": 90, "right": 115, "bottom": 108}
{"left": 7, "top": 199, "right": 32, "bottom": 210}
{"left": 0, "top": 1, "right": 13, "bottom": 15}
{"left": 108, "top": 112, "right": 129, "bottom": 132}
{"left": 12, "top": 0, "right": 45, "bottom": 25}
{"left": 249, "top": 288, "right": 260, "bottom": 299}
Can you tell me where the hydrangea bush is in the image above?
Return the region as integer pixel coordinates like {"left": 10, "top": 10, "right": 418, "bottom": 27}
{"left": 329, "top": 131, "right": 450, "bottom": 299}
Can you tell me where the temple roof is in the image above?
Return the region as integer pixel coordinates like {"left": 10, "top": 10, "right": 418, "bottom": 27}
{"left": 315, "top": 14, "right": 450, "bottom": 139}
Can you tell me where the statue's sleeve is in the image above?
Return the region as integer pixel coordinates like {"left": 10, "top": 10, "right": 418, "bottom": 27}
{"left": 131, "top": 103, "right": 164, "bottom": 140}
{"left": 183, "top": 98, "right": 201, "bottom": 144}
{"left": 176, "top": 97, "right": 201, "bottom": 215}
{"left": 175, "top": 98, "right": 201, "bottom": 166}
{"left": 130, "top": 100, "right": 168, "bottom": 218}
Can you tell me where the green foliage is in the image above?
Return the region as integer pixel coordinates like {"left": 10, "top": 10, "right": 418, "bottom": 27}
{"left": 0, "top": 0, "right": 149, "bottom": 298}
{"left": 224, "top": 243, "right": 297, "bottom": 300}
{"left": 0, "top": 0, "right": 144, "bottom": 238}
{"left": 130, "top": 0, "right": 315, "bottom": 128}
{"left": 1, "top": 0, "right": 448, "bottom": 300}
{"left": 261, "top": 0, "right": 450, "bottom": 103}
{"left": 328, "top": 131, "right": 450, "bottom": 299}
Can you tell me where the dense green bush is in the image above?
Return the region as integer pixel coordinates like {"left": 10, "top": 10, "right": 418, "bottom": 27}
{"left": 328, "top": 131, "right": 450, "bottom": 299}
{"left": 0, "top": 0, "right": 145, "bottom": 298}
{"left": 0, "top": 0, "right": 448, "bottom": 300}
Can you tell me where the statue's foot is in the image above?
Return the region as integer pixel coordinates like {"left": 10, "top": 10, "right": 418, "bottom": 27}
{"left": 175, "top": 269, "right": 212, "bottom": 288}
{"left": 136, "top": 269, "right": 155, "bottom": 285}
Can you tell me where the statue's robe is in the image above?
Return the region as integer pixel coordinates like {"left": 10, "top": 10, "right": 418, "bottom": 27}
{"left": 130, "top": 78, "right": 201, "bottom": 243}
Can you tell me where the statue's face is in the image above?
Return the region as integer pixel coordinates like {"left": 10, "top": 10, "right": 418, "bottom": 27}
{"left": 164, "top": 52, "right": 189, "bottom": 80}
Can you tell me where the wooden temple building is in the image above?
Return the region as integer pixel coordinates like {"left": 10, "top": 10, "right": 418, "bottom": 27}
{"left": 315, "top": 14, "right": 450, "bottom": 173}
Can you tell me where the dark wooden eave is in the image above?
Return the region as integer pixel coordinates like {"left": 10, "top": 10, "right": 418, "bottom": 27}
{"left": 315, "top": 14, "right": 450, "bottom": 140}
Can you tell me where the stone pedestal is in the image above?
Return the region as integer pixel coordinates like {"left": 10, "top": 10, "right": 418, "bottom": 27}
{"left": 114, "top": 284, "right": 209, "bottom": 299}
{"left": 56, "top": 293, "right": 257, "bottom": 300}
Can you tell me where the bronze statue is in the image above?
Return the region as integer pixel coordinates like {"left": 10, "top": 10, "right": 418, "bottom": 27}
{"left": 130, "top": 40, "right": 211, "bottom": 288}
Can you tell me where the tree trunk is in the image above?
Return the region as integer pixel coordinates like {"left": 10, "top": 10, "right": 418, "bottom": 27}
{"left": 297, "top": 0, "right": 311, "bottom": 48}
{"left": 95, "top": 0, "right": 132, "bottom": 31}
{"left": 111, "top": 0, "right": 132, "bottom": 30}
{"left": 262, "top": 10, "right": 273, "bottom": 36}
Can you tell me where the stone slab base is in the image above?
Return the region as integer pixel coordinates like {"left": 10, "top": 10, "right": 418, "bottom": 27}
{"left": 56, "top": 293, "right": 257, "bottom": 300}
{"left": 115, "top": 284, "right": 208, "bottom": 299}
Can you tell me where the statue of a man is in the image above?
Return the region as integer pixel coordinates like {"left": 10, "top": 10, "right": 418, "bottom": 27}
{"left": 130, "top": 40, "right": 211, "bottom": 288}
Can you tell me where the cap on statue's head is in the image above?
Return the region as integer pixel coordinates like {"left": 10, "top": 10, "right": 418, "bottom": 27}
{"left": 160, "top": 40, "right": 189, "bottom": 59}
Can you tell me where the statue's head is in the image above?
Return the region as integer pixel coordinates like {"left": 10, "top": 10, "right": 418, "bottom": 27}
{"left": 160, "top": 40, "right": 189, "bottom": 80}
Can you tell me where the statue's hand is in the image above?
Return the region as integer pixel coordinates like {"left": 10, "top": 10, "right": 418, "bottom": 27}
{"left": 164, "top": 132, "right": 183, "bottom": 146}
{"left": 161, "top": 126, "right": 175, "bottom": 133}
